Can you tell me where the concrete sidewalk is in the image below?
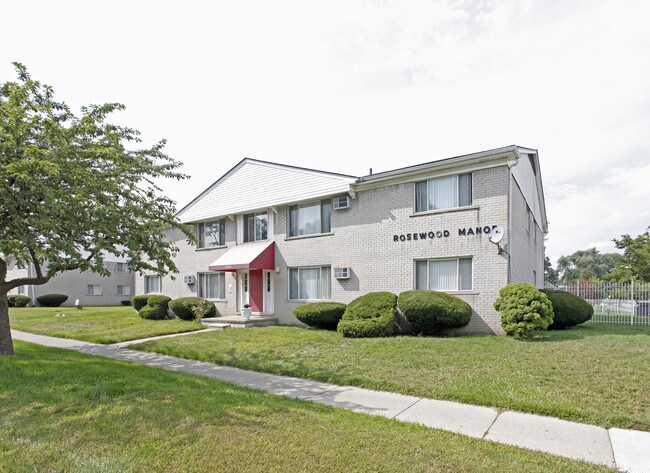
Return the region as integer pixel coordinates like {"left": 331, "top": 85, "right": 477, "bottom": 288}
{"left": 10, "top": 330, "right": 650, "bottom": 472}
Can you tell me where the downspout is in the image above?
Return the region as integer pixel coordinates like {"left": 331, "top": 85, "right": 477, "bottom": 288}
{"left": 506, "top": 155, "right": 520, "bottom": 284}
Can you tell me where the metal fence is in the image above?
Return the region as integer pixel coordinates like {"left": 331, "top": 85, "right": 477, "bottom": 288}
{"left": 544, "top": 281, "right": 650, "bottom": 325}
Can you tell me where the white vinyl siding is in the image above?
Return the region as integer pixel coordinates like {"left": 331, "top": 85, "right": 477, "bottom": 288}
{"left": 415, "top": 173, "right": 472, "bottom": 212}
{"left": 289, "top": 200, "right": 332, "bottom": 237}
{"left": 289, "top": 266, "right": 331, "bottom": 300}
{"left": 198, "top": 219, "right": 226, "bottom": 248}
{"left": 198, "top": 272, "right": 226, "bottom": 299}
{"left": 415, "top": 258, "right": 472, "bottom": 291}
{"left": 117, "top": 285, "right": 131, "bottom": 296}
{"left": 87, "top": 284, "right": 102, "bottom": 296}
{"left": 144, "top": 275, "right": 161, "bottom": 294}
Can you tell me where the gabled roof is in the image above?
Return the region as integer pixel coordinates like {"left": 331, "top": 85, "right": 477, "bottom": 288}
{"left": 176, "top": 158, "right": 356, "bottom": 223}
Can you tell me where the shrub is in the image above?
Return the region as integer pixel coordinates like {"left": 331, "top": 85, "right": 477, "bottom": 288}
{"left": 131, "top": 295, "right": 150, "bottom": 312}
{"left": 7, "top": 295, "right": 17, "bottom": 307}
{"left": 36, "top": 294, "right": 69, "bottom": 307}
{"left": 293, "top": 302, "right": 346, "bottom": 330}
{"left": 138, "top": 305, "right": 168, "bottom": 320}
{"left": 541, "top": 290, "right": 593, "bottom": 329}
{"left": 494, "top": 283, "right": 554, "bottom": 339}
{"left": 397, "top": 290, "right": 472, "bottom": 335}
{"left": 338, "top": 292, "right": 396, "bottom": 338}
{"left": 121, "top": 300, "right": 132, "bottom": 306}
{"left": 169, "top": 297, "right": 217, "bottom": 321}
{"left": 14, "top": 295, "right": 31, "bottom": 307}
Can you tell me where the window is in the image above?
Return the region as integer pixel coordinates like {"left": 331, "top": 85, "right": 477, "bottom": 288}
{"left": 116, "top": 262, "right": 128, "bottom": 272}
{"left": 117, "top": 285, "right": 131, "bottom": 296}
{"left": 144, "top": 275, "right": 161, "bottom": 294}
{"left": 289, "top": 266, "right": 331, "bottom": 300}
{"left": 244, "top": 212, "right": 268, "bottom": 242}
{"left": 198, "top": 272, "right": 226, "bottom": 299}
{"left": 87, "top": 284, "right": 102, "bottom": 296}
{"left": 415, "top": 258, "right": 472, "bottom": 291}
{"left": 198, "top": 219, "right": 226, "bottom": 248}
{"left": 415, "top": 173, "right": 472, "bottom": 212}
{"left": 17, "top": 285, "right": 24, "bottom": 295}
{"left": 289, "top": 200, "right": 332, "bottom": 237}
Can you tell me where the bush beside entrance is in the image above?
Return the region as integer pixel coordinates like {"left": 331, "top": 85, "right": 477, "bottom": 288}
{"left": 397, "top": 290, "right": 472, "bottom": 335}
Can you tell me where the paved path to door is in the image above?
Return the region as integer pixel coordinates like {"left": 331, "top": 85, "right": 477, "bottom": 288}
{"left": 11, "top": 330, "right": 650, "bottom": 473}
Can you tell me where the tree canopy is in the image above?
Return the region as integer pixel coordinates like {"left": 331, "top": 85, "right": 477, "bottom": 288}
{"left": 0, "top": 63, "right": 194, "bottom": 355}
{"left": 613, "top": 227, "right": 650, "bottom": 282}
{"left": 555, "top": 248, "right": 621, "bottom": 284}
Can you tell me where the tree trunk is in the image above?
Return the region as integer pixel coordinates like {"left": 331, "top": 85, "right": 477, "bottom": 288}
{"left": 0, "top": 291, "right": 14, "bottom": 356}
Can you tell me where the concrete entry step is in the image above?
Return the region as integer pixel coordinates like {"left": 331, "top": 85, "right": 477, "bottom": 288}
{"left": 202, "top": 315, "right": 278, "bottom": 329}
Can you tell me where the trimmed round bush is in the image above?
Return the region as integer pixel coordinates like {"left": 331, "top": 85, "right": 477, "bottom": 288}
{"left": 398, "top": 290, "right": 472, "bottom": 335}
{"left": 121, "top": 300, "right": 132, "bottom": 306}
{"left": 131, "top": 295, "right": 150, "bottom": 312}
{"left": 169, "top": 297, "right": 216, "bottom": 320}
{"left": 138, "top": 305, "right": 168, "bottom": 320}
{"left": 36, "top": 294, "right": 69, "bottom": 307}
{"left": 14, "top": 295, "right": 31, "bottom": 307}
{"left": 338, "top": 292, "right": 396, "bottom": 338}
{"left": 7, "top": 295, "right": 17, "bottom": 307}
{"left": 541, "top": 290, "right": 593, "bottom": 329}
{"left": 494, "top": 283, "right": 554, "bottom": 339}
{"left": 293, "top": 302, "right": 346, "bottom": 330}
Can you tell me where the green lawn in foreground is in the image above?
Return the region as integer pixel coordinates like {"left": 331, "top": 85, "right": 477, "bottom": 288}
{"left": 133, "top": 324, "right": 650, "bottom": 431}
{"left": 9, "top": 306, "right": 203, "bottom": 344}
{"left": 0, "top": 342, "right": 611, "bottom": 472}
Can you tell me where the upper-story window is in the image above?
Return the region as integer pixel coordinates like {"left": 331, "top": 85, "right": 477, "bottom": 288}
{"left": 198, "top": 219, "right": 226, "bottom": 248}
{"left": 415, "top": 173, "right": 472, "bottom": 212}
{"left": 116, "top": 262, "right": 128, "bottom": 272}
{"left": 289, "top": 200, "right": 332, "bottom": 237}
{"left": 244, "top": 212, "right": 268, "bottom": 242}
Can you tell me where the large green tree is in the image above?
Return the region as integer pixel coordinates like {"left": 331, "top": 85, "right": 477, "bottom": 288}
{"left": 556, "top": 248, "right": 621, "bottom": 284}
{"left": 0, "top": 63, "right": 194, "bottom": 355}
{"left": 613, "top": 227, "right": 650, "bottom": 282}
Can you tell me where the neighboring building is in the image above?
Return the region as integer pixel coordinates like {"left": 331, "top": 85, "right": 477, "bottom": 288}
{"left": 135, "top": 145, "right": 547, "bottom": 334}
{"left": 7, "top": 258, "right": 134, "bottom": 307}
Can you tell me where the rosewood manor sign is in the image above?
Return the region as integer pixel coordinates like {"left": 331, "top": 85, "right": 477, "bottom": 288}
{"left": 393, "top": 225, "right": 501, "bottom": 242}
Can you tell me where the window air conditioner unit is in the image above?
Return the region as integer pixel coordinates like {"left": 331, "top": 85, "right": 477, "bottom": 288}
{"left": 183, "top": 275, "right": 196, "bottom": 285}
{"left": 332, "top": 195, "right": 350, "bottom": 209}
{"left": 334, "top": 267, "right": 351, "bottom": 279}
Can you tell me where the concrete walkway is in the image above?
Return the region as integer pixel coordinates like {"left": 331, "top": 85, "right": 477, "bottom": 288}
{"left": 11, "top": 330, "right": 650, "bottom": 473}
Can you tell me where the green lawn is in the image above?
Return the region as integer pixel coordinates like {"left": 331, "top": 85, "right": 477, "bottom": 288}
{"left": 133, "top": 324, "right": 650, "bottom": 431}
{"left": 0, "top": 342, "right": 611, "bottom": 472}
{"left": 9, "top": 306, "right": 203, "bottom": 344}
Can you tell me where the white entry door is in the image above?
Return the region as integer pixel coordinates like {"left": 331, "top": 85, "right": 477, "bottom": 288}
{"left": 263, "top": 270, "right": 274, "bottom": 314}
{"left": 237, "top": 270, "right": 249, "bottom": 311}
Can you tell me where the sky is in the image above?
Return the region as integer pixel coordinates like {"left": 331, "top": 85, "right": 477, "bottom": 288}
{"left": 2, "top": 0, "right": 649, "bottom": 265}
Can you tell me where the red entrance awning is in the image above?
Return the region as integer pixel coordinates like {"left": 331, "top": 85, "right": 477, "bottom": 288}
{"left": 208, "top": 241, "right": 275, "bottom": 272}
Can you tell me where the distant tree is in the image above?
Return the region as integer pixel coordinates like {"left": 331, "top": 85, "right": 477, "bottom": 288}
{"left": 556, "top": 248, "right": 621, "bottom": 284}
{"left": 0, "top": 63, "right": 194, "bottom": 356}
{"left": 613, "top": 227, "right": 650, "bottom": 282}
{"left": 544, "top": 256, "right": 559, "bottom": 284}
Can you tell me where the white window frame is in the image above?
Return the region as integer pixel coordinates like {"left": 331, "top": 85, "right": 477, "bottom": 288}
{"left": 144, "top": 275, "right": 162, "bottom": 294}
{"left": 244, "top": 211, "right": 269, "bottom": 242}
{"left": 197, "top": 219, "right": 226, "bottom": 248}
{"left": 288, "top": 266, "right": 331, "bottom": 301}
{"left": 414, "top": 257, "right": 473, "bottom": 291}
{"left": 87, "top": 284, "right": 102, "bottom": 296}
{"left": 415, "top": 173, "right": 472, "bottom": 212}
{"left": 198, "top": 272, "right": 226, "bottom": 300}
{"left": 117, "top": 285, "right": 131, "bottom": 296}
{"left": 116, "top": 262, "right": 128, "bottom": 273}
{"left": 288, "top": 199, "right": 332, "bottom": 237}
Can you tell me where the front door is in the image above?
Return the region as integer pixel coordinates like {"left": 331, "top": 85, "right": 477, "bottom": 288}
{"left": 263, "top": 270, "right": 274, "bottom": 314}
{"left": 249, "top": 269, "right": 264, "bottom": 313}
{"left": 237, "top": 270, "right": 249, "bottom": 312}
